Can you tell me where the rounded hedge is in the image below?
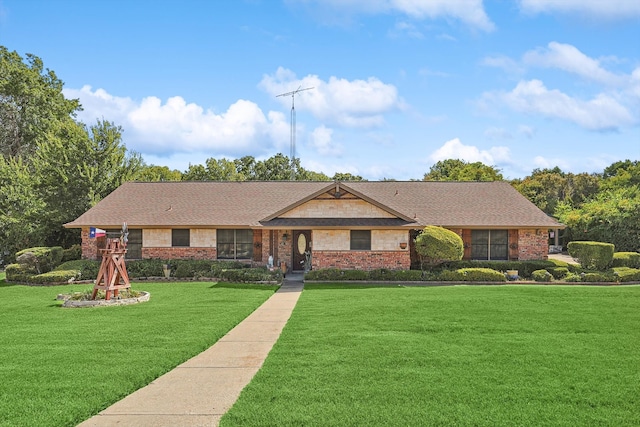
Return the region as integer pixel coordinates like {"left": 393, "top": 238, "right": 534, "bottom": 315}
{"left": 414, "top": 226, "right": 464, "bottom": 268}
{"left": 567, "top": 241, "right": 614, "bottom": 270}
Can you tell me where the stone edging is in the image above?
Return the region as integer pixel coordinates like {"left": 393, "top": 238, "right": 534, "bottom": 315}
{"left": 59, "top": 291, "right": 150, "bottom": 308}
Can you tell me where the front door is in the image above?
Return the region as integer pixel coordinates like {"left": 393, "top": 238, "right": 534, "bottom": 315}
{"left": 292, "top": 230, "right": 311, "bottom": 271}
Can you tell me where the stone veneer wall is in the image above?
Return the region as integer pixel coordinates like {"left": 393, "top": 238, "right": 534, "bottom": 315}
{"left": 142, "top": 247, "right": 217, "bottom": 260}
{"left": 518, "top": 229, "right": 548, "bottom": 260}
{"left": 312, "top": 250, "right": 411, "bottom": 270}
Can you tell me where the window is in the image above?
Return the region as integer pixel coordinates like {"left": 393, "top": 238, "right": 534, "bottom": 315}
{"left": 106, "top": 229, "right": 142, "bottom": 259}
{"left": 217, "top": 229, "right": 253, "bottom": 259}
{"left": 350, "top": 230, "right": 371, "bottom": 250}
{"left": 471, "top": 230, "right": 508, "bottom": 260}
{"left": 172, "top": 229, "right": 190, "bottom": 247}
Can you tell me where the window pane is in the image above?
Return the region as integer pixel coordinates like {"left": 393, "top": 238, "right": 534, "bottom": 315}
{"left": 217, "top": 229, "right": 234, "bottom": 245}
{"left": 172, "top": 229, "right": 190, "bottom": 247}
{"left": 217, "top": 243, "right": 234, "bottom": 259}
{"left": 490, "top": 230, "right": 508, "bottom": 260}
{"left": 236, "top": 229, "right": 253, "bottom": 244}
{"left": 350, "top": 230, "right": 371, "bottom": 250}
{"left": 471, "top": 230, "right": 489, "bottom": 260}
{"left": 236, "top": 243, "right": 253, "bottom": 259}
{"left": 216, "top": 229, "right": 253, "bottom": 259}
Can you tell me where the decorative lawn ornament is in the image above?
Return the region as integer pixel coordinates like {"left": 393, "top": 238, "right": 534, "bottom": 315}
{"left": 92, "top": 224, "right": 131, "bottom": 300}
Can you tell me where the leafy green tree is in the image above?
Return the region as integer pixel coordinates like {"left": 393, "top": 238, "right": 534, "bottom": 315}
{"left": 556, "top": 185, "right": 640, "bottom": 252}
{"left": 512, "top": 167, "right": 601, "bottom": 215}
{"left": 602, "top": 160, "right": 640, "bottom": 190}
{"left": 135, "top": 165, "right": 182, "bottom": 181}
{"left": 183, "top": 164, "right": 209, "bottom": 181}
{"left": 0, "top": 47, "right": 80, "bottom": 159}
{"left": 332, "top": 172, "right": 366, "bottom": 181}
{"left": 414, "top": 226, "right": 464, "bottom": 270}
{"left": 253, "top": 153, "right": 295, "bottom": 180}
{"left": 0, "top": 156, "right": 44, "bottom": 262}
{"left": 424, "top": 159, "right": 503, "bottom": 181}
{"left": 34, "top": 119, "right": 142, "bottom": 247}
{"left": 234, "top": 156, "right": 257, "bottom": 180}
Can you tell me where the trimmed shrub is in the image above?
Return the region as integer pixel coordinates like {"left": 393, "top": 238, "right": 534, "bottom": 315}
{"left": 15, "top": 246, "right": 64, "bottom": 273}
{"left": 611, "top": 252, "right": 640, "bottom": 269}
{"left": 55, "top": 260, "right": 100, "bottom": 279}
{"left": 568, "top": 241, "right": 615, "bottom": 270}
{"left": 414, "top": 226, "right": 463, "bottom": 269}
{"left": 442, "top": 260, "right": 568, "bottom": 278}
{"left": 62, "top": 245, "right": 82, "bottom": 262}
{"left": 565, "top": 273, "right": 583, "bottom": 282}
{"left": 5, "top": 263, "right": 35, "bottom": 282}
{"left": 548, "top": 267, "right": 570, "bottom": 279}
{"left": 581, "top": 272, "right": 616, "bottom": 283}
{"left": 126, "top": 259, "right": 165, "bottom": 278}
{"left": 34, "top": 270, "right": 79, "bottom": 283}
{"left": 305, "top": 268, "right": 343, "bottom": 281}
{"left": 612, "top": 267, "right": 640, "bottom": 282}
{"left": 218, "top": 267, "right": 282, "bottom": 283}
{"left": 438, "top": 268, "right": 506, "bottom": 282}
{"left": 305, "top": 268, "right": 426, "bottom": 282}
{"left": 532, "top": 269, "right": 553, "bottom": 282}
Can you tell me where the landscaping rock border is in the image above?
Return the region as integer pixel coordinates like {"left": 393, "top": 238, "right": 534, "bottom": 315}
{"left": 59, "top": 291, "right": 150, "bottom": 308}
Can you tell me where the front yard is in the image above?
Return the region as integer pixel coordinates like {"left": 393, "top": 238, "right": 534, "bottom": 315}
{"left": 0, "top": 279, "right": 277, "bottom": 427}
{"left": 222, "top": 284, "right": 640, "bottom": 426}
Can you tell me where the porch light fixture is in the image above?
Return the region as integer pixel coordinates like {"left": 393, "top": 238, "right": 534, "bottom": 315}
{"left": 399, "top": 242, "right": 407, "bottom": 249}
{"left": 282, "top": 233, "right": 289, "bottom": 243}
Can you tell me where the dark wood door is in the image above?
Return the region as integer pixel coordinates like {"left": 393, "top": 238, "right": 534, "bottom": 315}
{"left": 292, "top": 230, "right": 311, "bottom": 271}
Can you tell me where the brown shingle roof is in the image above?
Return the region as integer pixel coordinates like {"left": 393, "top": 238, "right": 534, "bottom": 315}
{"left": 64, "top": 181, "right": 564, "bottom": 229}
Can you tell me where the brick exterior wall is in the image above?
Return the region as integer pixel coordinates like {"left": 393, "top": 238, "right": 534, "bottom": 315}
{"left": 312, "top": 250, "right": 411, "bottom": 270}
{"left": 518, "top": 229, "right": 548, "bottom": 260}
{"left": 142, "top": 247, "right": 217, "bottom": 260}
{"left": 81, "top": 228, "right": 99, "bottom": 260}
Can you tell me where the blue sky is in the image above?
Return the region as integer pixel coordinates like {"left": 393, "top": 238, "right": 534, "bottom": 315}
{"left": 1, "top": 0, "right": 639, "bottom": 180}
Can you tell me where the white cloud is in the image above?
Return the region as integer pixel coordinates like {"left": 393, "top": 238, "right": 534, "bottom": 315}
{"left": 523, "top": 42, "right": 625, "bottom": 86}
{"left": 428, "top": 138, "right": 511, "bottom": 165}
{"left": 481, "top": 79, "right": 635, "bottom": 131}
{"left": 518, "top": 0, "right": 640, "bottom": 19}
{"left": 63, "top": 85, "right": 288, "bottom": 156}
{"left": 288, "top": 0, "right": 494, "bottom": 31}
{"left": 308, "top": 125, "right": 342, "bottom": 156}
{"left": 481, "top": 55, "right": 525, "bottom": 75}
{"left": 260, "top": 67, "right": 404, "bottom": 128}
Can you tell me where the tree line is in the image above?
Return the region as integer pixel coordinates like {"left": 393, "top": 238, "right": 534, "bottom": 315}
{"left": 1, "top": 47, "right": 638, "bottom": 262}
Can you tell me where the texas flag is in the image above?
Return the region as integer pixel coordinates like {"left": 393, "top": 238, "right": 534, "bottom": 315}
{"left": 89, "top": 227, "right": 106, "bottom": 238}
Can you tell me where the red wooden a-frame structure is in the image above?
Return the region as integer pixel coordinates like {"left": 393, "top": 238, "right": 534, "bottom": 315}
{"left": 92, "top": 238, "right": 131, "bottom": 300}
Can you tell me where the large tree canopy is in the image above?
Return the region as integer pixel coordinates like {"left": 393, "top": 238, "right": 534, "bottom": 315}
{"left": 511, "top": 167, "right": 601, "bottom": 215}
{"left": 0, "top": 48, "right": 142, "bottom": 258}
{"left": 0, "top": 47, "right": 80, "bottom": 159}
{"left": 423, "top": 159, "right": 503, "bottom": 181}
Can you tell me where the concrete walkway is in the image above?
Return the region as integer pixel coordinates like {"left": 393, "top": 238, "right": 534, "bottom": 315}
{"left": 78, "top": 273, "right": 304, "bottom": 427}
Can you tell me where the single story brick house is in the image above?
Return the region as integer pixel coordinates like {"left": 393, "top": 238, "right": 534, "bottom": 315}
{"left": 65, "top": 181, "right": 564, "bottom": 271}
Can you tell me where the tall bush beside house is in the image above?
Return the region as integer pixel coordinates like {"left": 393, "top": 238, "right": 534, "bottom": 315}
{"left": 567, "top": 241, "right": 614, "bottom": 270}
{"left": 414, "top": 226, "right": 464, "bottom": 270}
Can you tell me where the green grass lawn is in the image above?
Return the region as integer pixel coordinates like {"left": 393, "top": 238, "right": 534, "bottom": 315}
{"left": 0, "top": 279, "right": 277, "bottom": 427}
{"left": 222, "top": 285, "right": 640, "bottom": 426}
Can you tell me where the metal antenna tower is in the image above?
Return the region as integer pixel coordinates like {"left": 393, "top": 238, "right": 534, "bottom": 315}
{"left": 276, "top": 86, "right": 313, "bottom": 180}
